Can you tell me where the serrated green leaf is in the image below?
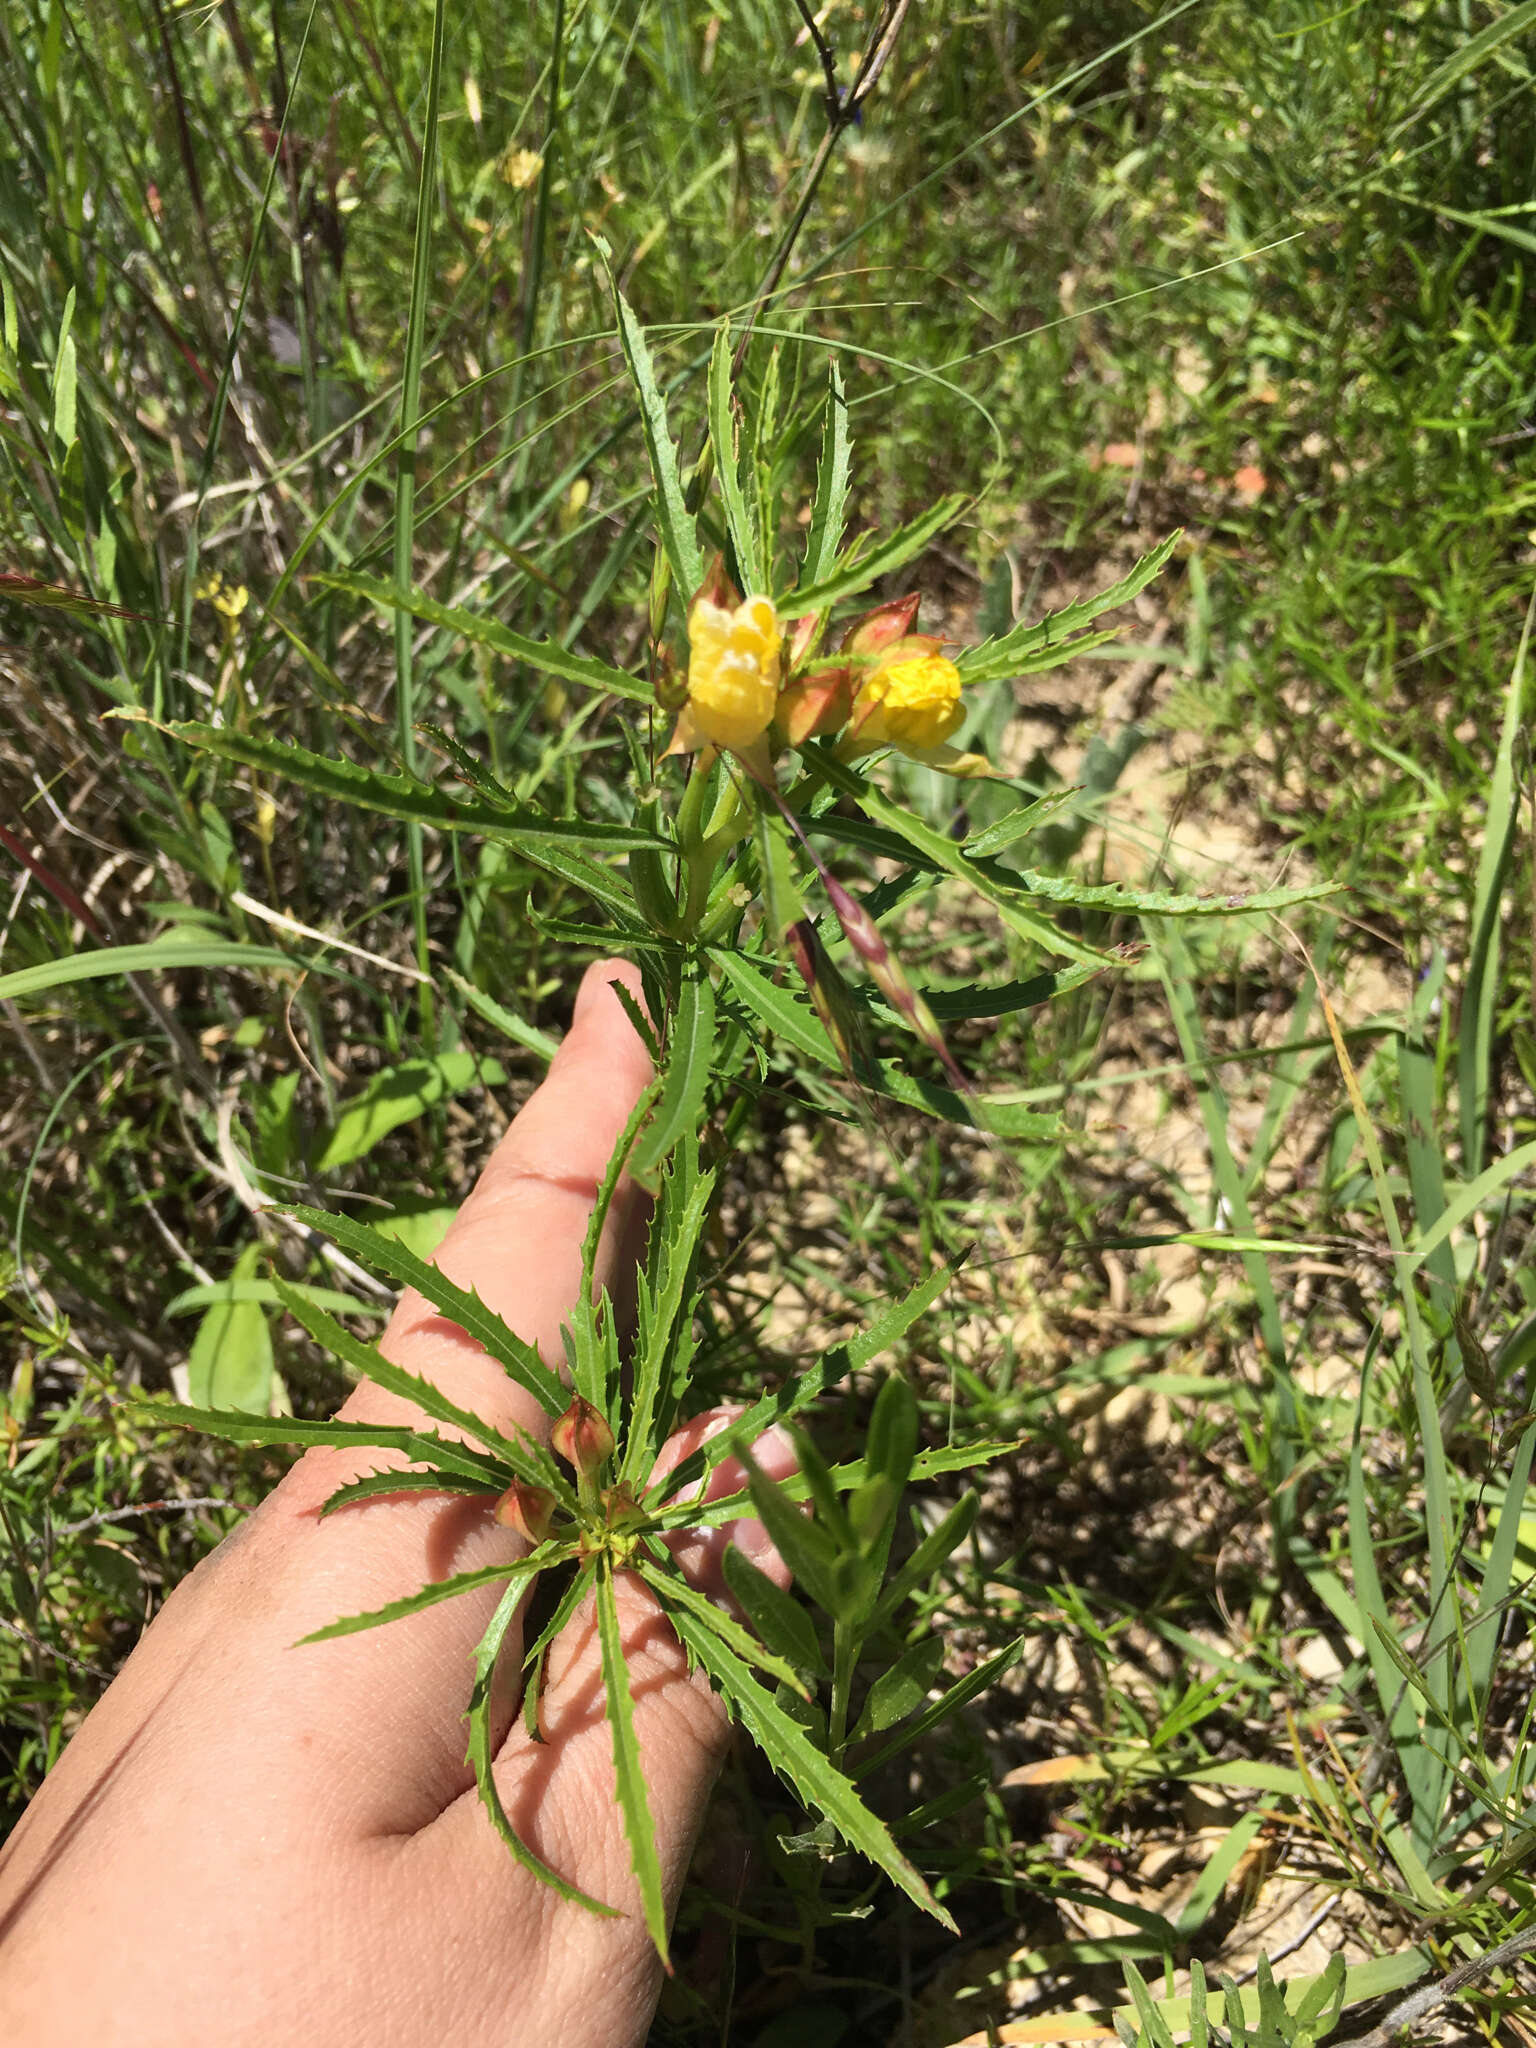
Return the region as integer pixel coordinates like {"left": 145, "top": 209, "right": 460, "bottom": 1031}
{"left": 283, "top": 1203, "right": 567, "bottom": 1417}
{"left": 798, "top": 358, "right": 851, "bottom": 595}
{"left": 956, "top": 532, "right": 1180, "bottom": 686}
{"left": 312, "top": 571, "right": 652, "bottom": 703}
{"left": 270, "top": 1277, "right": 565, "bottom": 1492}
{"left": 606, "top": 276, "right": 703, "bottom": 602}
{"left": 640, "top": 1555, "right": 809, "bottom": 1696}
{"left": 467, "top": 1572, "right": 616, "bottom": 1912}
{"left": 319, "top": 1466, "right": 493, "bottom": 1515}
{"left": 134, "top": 1402, "right": 509, "bottom": 1486}
{"left": 596, "top": 1563, "right": 671, "bottom": 1963}
{"left": 297, "top": 1549, "right": 561, "bottom": 1642}
{"left": 708, "top": 323, "right": 762, "bottom": 592}
{"left": 793, "top": 494, "right": 965, "bottom": 613}
{"left": 158, "top": 720, "right": 665, "bottom": 854}
{"left": 633, "top": 962, "right": 715, "bottom": 1179}
{"left": 666, "top": 1601, "right": 956, "bottom": 1930}
{"left": 314, "top": 1051, "right": 507, "bottom": 1172}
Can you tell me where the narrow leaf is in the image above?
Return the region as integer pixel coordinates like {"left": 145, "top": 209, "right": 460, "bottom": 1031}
{"left": 596, "top": 1563, "right": 672, "bottom": 1963}
{"left": 607, "top": 274, "right": 703, "bottom": 600}
{"left": 792, "top": 494, "right": 965, "bottom": 614}
{"left": 632, "top": 963, "right": 715, "bottom": 1178}
{"left": 297, "top": 1551, "right": 556, "bottom": 1642}
{"left": 798, "top": 358, "right": 851, "bottom": 594}
{"left": 467, "top": 1574, "right": 616, "bottom": 1912}
{"left": 314, "top": 571, "right": 651, "bottom": 703}
{"left": 956, "top": 533, "right": 1180, "bottom": 686}
{"left": 667, "top": 1602, "right": 956, "bottom": 1930}
{"left": 721, "top": 1545, "right": 829, "bottom": 1677}
{"left": 284, "top": 1203, "right": 568, "bottom": 1416}
{"left": 708, "top": 323, "right": 762, "bottom": 592}
{"left": 639, "top": 1555, "right": 809, "bottom": 1696}
{"left": 134, "top": 1403, "right": 509, "bottom": 1486}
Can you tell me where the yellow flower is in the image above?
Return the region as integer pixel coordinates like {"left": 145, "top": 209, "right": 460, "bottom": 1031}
{"left": 854, "top": 652, "right": 963, "bottom": 753}
{"left": 682, "top": 593, "right": 782, "bottom": 752}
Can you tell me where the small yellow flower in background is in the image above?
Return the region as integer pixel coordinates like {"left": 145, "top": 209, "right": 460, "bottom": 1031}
{"left": 854, "top": 651, "right": 963, "bottom": 753}
{"left": 499, "top": 145, "right": 544, "bottom": 190}
{"left": 679, "top": 593, "right": 782, "bottom": 753}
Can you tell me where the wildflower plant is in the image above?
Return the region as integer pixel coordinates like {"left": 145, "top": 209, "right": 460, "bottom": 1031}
{"left": 133, "top": 282, "right": 1333, "bottom": 1957}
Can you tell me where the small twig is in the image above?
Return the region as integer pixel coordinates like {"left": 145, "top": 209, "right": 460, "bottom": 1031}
{"left": 792, "top": 0, "right": 841, "bottom": 120}
{"left": 1332, "top": 1925, "right": 1536, "bottom": 2048}
{"left": 0, "top": 1614, "right": 114, "bottom": 1682}
{"left": 49, "top": 1497, "right": 245, "bottom": 1541}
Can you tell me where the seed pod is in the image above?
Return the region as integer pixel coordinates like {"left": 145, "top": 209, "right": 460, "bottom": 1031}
{"left": 551, "top": 1394, "right": 616, "bottom": 1478}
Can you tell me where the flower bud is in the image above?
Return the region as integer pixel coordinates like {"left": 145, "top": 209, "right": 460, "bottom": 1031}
{"left": 777, "top": 662, "right": 853, "bottom": 746}
{"left": 550, "top": 1394, "right": 616, "bottom": 1478}
{"left": 840, "top": 591, "right": 921, "bottom": 656}
{"left": 493, "top": 1479, "right": 557, "bottom": 1545}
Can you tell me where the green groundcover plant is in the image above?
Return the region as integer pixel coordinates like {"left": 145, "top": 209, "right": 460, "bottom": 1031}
{"left": 125, "top": 280, "right": 1330, "bottom": 1961}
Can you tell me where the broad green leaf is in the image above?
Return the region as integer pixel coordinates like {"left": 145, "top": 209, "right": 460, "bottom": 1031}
{"left": 632, "top": 961, "right": 715, "bottom": 1179}
{"left": 467, "top": 1574, "right": 616, "bottom": 1913}
{"left": 792, "top": 494, "right": 965, "bottom": 614}
{"left": 606, "top": 272, "right": 703, "bottom": 601}
{"left": 956, "top": 532, "right": 1180, "bottom": 686}
{"left": 297, "top": 1550, "right": 559, "bottom": 1642}
{"left": 666, "top": 1602, "right": 956, "bottom": 1930}
{"left": 134, "top": 1403, "right": 509, "bottom": 1487}
{"left": 850, "top": 1373, "right": 918, "bottom": 1555}
{"left": 797, "top": 358, "right": 851, "bottom": 595}
{"left": 873, "top": 1490, "right": 980, "bottom": 1626}
{"left": 186, "top": 1242, "right": 275, "bottom": 1413}
{"left": 855, "top": 1635, "right": 1024, "bottom": 1777}
{"left": 314, "top": 1051, "right": 507, "bottom": 1172}
{"left": 0, "top": 940, "right": 323, "bottom": 1004}
{"left": 708, "top": 323, "right": 762, "bottom": 591}
{"left": 737, "top": 1451, "right": 845, "bottom": 1617}
{"left": 312, "top": 571, "right": 652, "bottom": 703}
{"left": 370, "top": 1202, "right": 458, "bottom": 1261}
{"left": 596, "top": 1563, "right": 671, "bottom": 1962}
{"left": 156, "top": 720, "right": 666, "bottom": 853}
{"left": 167, "top": 1278, "right": 382, "bottom": 1320}
{"left": 721, "top": 1545, "right": 829, "bottom": 1677}
{"left": 851, "top": 1635, "right": 944, "bottom": 1740}
{"left": 270, "top": 1278, "right": 566, "bottom": 1492}
{"left": 284, "top": 1203, "right": 567, "bottom": 1416}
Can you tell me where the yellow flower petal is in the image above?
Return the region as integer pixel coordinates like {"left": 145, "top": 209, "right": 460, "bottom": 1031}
{"left": 685, "top": 594, "right": 782, "bottom": 752}
{"left": 855, "top": 652, "right": 963, "bottom": 753}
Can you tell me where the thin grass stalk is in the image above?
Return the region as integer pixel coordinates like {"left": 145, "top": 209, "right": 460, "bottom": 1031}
{"left": 392, "top": 0, "right": 448, "bottom": 1033}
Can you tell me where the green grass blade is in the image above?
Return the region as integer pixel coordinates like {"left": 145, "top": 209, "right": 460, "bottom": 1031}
{"left": 595, "top": 1561, "right": 671, "bottom": 1964}
{"left": 0, "top": 941, "right": 322, "bottom": 1003}
{"left": 466, "top": 1571, "right": 617, "bottom": 1913}
{"left": 707, "top": 322, "right": 761, "bottom": 591}
{"left": 283, "top": 1204, "right": 568, "bottom": 1417}
{"left": 665, "top": 1599, "right": 957, "bottom": 1931}
{"left": 391, "top": 0, "right": 448, "bottom": 1010}
{"left": 1468, "top": 1419, "right": 1536, "bottom": 1715}
{"left": 1458, "top": 599, "right": 1531, "bottom": 1172}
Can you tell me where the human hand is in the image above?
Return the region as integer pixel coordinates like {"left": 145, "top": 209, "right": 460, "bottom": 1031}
{"left": 0, "top": 961, "right": 793, "bottom": 2048}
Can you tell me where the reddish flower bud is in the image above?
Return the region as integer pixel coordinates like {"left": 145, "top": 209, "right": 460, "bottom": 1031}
{"left": 687, "top": 552, "right": 741, "bottom": 616}
{"left": 786, "top": 611, "right": 821, "bottom": 668}
{"left": 493, "top": 1480, "right": 558, "bottom": 1545}
{"left": 550, "top": 1394, "right": 615, "bottom": 1478}
{"left": 840, "top": 591, "right": 921, "bottom": 656}
{"left": 777, "top": 663, "right": 853, "bottom": 745}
